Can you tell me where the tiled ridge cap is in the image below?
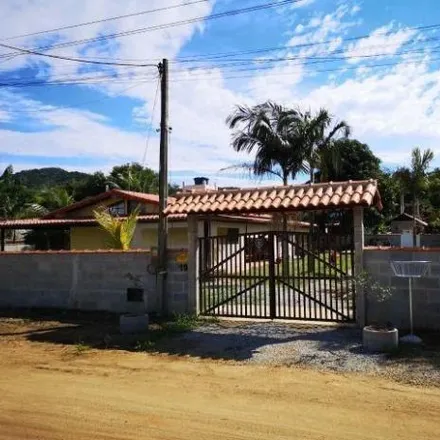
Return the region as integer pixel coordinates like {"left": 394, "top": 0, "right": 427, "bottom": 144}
{"left": 174, "top": 179, "right": 377, "bottom": 197}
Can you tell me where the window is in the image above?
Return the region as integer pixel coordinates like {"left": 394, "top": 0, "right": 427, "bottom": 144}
{"left": 127, "top": 200, "right": 140, "bottom": 214}
{"left": 108, "top": 201, "right": 125, "bottom": 216}
{"left": 218, "top": 227, "right": 240, "bottom": 243}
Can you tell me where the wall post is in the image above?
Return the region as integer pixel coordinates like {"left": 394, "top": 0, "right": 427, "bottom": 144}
{"left": 0, "top": 228, "right": 5, "bottom": 252}
{"left": 187, "top": 215, "right": 199, "bottom": 314}
{"left": 353, "top": 207, "right": 365, "bottom": 327}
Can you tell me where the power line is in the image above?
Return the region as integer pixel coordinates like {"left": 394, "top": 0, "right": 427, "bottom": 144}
{"left": 0, "top": 42, "right": 158, "bottom": 67}
{"left": 174, "top": 24, "right": 440, "bottom": 62}
{"left": 142, "top": 76, "right": 161, "bottom": 166}
{"left": 2, "top": 35, "right": 437, "bottom": 84}
{"left": 0, "top": 0, "right": 305, "bottom": 59}
{"left": 3, "top": 52, "right": 437, "bottom": 89}
{"left": 0, "top": 72, "right": 155, "bottom": 88}
{"left": 0, "top": 80, "right": 154, "bottom": 113}
{"left": 1, "top": 43, "right": 438, "bottom": 90}
{"left": 0, "top": 0, "right": 210, "bottom": 41}
{"left": 173, "top": 44, "right": 440, "bottom": 72}
{"left": 170, "top": 55, "right": 440, "bottom": 82}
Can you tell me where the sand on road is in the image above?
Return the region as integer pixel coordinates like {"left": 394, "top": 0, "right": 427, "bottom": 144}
{"left": 0, "top": 322, "right": 439, "bottom": 440}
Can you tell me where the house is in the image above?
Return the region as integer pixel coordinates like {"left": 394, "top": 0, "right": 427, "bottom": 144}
{"left": 389, "top": 212, "right": 428, "bottom": 247}
{"left": 0, "top": 178, "right": 310, "bottom": 251}
{"left": 390, "top": 212, "right": 428, "bottom": 233}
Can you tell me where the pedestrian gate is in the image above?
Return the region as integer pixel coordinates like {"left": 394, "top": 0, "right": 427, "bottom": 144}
{"left": 198, "top": 231, "right": 355, "bottom": 322}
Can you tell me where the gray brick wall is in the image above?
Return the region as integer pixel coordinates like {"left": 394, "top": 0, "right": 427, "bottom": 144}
{"left": 364, "top": 249, "right": 440, "bottom": 330}
{"left": 366, "top": 234, "right": 440, "bottom": 248}
{"left": 0, "top": 251, "right": 190, "bottom": 315}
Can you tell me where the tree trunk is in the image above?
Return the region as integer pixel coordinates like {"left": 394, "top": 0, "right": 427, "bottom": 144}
{"left": 282, "top": 174, "right": 290, "bottom": 276}
{"left": 412, "top": 198, "right": 417, "bottom": 248}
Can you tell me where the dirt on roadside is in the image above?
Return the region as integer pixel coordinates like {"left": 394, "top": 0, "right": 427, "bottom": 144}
{"left": 0, "top": 313, "right": 440, "bottom": 440}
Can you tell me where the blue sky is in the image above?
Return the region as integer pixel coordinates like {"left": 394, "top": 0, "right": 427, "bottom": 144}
{"left": 1, "top": 0, "right": 440, "bottom": 186}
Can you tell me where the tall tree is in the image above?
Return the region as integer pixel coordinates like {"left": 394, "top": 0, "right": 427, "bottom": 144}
{"left": 294, "top": 108, "right": 350, "bottom": 183}
{"left": 226, "top": 101, "right": 307, "bottom": 273}
{"left": 69, "top": 171, "right": 107, "bottom": 201}
{"left": 316, "top": 139, "right": 381, "bottom": 182}
{"left": 395, "top": 147, "right": 434, "bottom": 246}
{"left": 225, "top": 102, "right": 306, "bottom": 185}
{"left": 0, "top": 165, "right": 33, "bottom": 220}
{"left": 108, "top": 163, "right": 179, "bottom": 195}
{"left": 27, "top": 187, "right": 74, "bottom": 216}
{"left": 24, "top": 187, "right": 74, "bottom": 251}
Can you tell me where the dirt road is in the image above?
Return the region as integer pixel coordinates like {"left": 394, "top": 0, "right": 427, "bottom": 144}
{"left": 1, "top": 320, "right": 440, "bottom": 439}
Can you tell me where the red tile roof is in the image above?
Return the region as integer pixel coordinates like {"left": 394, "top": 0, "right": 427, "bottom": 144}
{"left": 44, "top": 189, "right": 169, "bottom": 219}
{"left": 0, "top": 214, "right": 187, "bottom": 229}
{"left": 0, "top": 213, "right": 300, "bottom": 229}
{"left": 165, "top": 180, "right": 382, "bottom": 215}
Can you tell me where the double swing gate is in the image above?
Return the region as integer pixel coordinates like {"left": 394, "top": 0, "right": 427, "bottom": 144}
{"left": 198, "top": 230, "right": 355, "bottom": 322}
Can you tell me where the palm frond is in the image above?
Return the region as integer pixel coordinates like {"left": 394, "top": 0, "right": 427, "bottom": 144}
{"left": 93, "top": 206, "right": 139, "bottom": 250}
{"left": 93, "top": 207, "right": 121, "bottom": 249}
{"left": 119, "top": 207, "right": 140, "bottom": 250}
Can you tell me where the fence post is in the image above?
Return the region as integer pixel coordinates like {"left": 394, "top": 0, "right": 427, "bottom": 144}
{"left": 268, "top": 232, "right": 276, "bottom": 319}
{"left": 187, "top": 215, "right": 199, "bottom": 315}
{"left": 353, "top": 207, "right": 365, "bottom": 327}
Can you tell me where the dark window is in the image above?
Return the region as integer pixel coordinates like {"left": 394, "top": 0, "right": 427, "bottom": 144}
{"left": 108, "top": 201, "right": 125, "bottom": 216}
{"left": 245, "top": 236, "right": 270, "bottom": 262}
{"left": 226, "top": 228, "right": 239, "bottom": 243}
{"left": 127, "top": 200, "right": 139, "bottom": 214}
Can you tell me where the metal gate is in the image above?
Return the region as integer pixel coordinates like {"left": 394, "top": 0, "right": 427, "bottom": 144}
{"left": 198, "top": 231, "right": 355, "bottom": 322}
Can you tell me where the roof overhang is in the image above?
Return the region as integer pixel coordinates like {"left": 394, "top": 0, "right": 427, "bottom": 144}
{"left": 44, "top": 189, "right": 167, "bottom": 219}
{"left": 0, "top": 214, "right": 187, "bottom": 230}
{"left": 0, "top": 213, "right": 305, "bottom": 230}
{"left": 165, "top": 179, "right": 383, "bottom": 216}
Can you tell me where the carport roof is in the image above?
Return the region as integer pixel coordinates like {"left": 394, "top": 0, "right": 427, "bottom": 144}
{"left": 165, "top": 179, "right": 382, "bottom": 215}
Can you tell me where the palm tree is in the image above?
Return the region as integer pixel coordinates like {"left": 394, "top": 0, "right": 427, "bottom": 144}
{"left": 294, "top": 108, "right": 351, "bottom": 183}
{"left": 27, "top": 187, "right": 74, "bottom": 217}
{"left": 225, "top": 101, "right": 306, "bottom": 185}
{"left": 24, "top": 187, "right": 74, "bottom": 250}
{"left": 93, "top": 206, "right": 139, "bottom": 250}
{"left": 226, "top": 101, "right": 307, "bottom": 274}
{"left": 107, "top": 163, "right": 159, "bottom": 193}
{"left": 395, "top": 147, "right": 434, "bottom": 246}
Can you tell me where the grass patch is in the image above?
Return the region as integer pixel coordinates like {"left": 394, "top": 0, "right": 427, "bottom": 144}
{"left": 134, "top": 314, "right": 216, "bottom": 353}
{"left": 73, "top": 341, "right": 91, "bottom": 355}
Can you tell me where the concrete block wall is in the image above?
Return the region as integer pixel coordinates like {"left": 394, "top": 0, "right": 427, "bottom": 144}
{"left": 366, "top": 234, "right": 440, "bottom": 248}
{"left": 364, "top": 249, "right": 440, "bottom": 330}
{"left": 0, "top": 250, "right": 190, "bottom": 315}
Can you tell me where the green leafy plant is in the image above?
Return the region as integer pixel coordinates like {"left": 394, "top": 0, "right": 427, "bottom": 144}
{"left": 134, "top": 314, "right": 215, "bottom": 352}
{"left": 355, "top": 272, "right": 395, "bottom": 329}
{"left": 93, "top": 205, "right": 139, "bottom": 250}
{"left": 74, "top": 341, "right": 90, "bottom": 355}
{"left": 125, "top": 272, "right": 143, "bottom": 288}
{"left": 355, "top": 272, "right": 395, "bottom": 303}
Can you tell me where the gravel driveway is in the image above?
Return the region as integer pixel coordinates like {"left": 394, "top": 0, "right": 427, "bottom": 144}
{"left": 161, "top": 321, "right": 440, "bottom": 385}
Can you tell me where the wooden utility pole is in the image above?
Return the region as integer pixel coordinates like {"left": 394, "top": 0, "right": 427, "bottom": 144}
{"left": 158, "top": 58, "right": 169, "bottom": 316}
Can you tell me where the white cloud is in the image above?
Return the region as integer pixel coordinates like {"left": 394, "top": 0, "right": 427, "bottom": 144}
{"left": 291, "top": 0, "right": 315, "bottom": 9}
{"left": 3, "top": 0, "right": 440, "bottom": 187}
{"left": 344, "top": 23, "right": 417, "bottom": 63}
{"left": 287, "top": 4, "right": 360, "bottom": 57}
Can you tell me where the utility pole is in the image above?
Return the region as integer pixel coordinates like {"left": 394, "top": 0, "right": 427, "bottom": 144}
{"left": 157, "top": 58, "right": 169, "bottom": 316}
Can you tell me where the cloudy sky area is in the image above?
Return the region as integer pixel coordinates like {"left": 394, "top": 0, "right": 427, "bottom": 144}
{"left": 0, "top": 0, "right": 439, "bottom": 187}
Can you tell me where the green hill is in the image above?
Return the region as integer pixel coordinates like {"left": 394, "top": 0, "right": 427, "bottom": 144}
{"left": 14, "top": 167, "right": 90, "bottom": 188}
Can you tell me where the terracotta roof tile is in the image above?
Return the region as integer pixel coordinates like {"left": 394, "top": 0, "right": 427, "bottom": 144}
{"left": 0, "top": 214, "right": 187, "bottom": 229}
{"left": 165, "top": 180, "right": 382, "bottom": 215}
{"left": 0, "top": 212, "right": 311, "bottom": 229}
{"left": 44, "top": 188, "right": 171, "bottom": 219}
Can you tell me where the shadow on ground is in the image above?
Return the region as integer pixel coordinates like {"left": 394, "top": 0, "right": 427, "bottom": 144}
{"left": 0, "top": 308, "right": 360, "bottom": 361}
{"left": 1, "top": 308, "right": 439, "bottom": 372}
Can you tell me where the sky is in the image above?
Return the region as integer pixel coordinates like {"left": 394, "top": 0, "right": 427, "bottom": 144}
{"left": 0, "top": 0, "right": 440, "bottom": 187}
